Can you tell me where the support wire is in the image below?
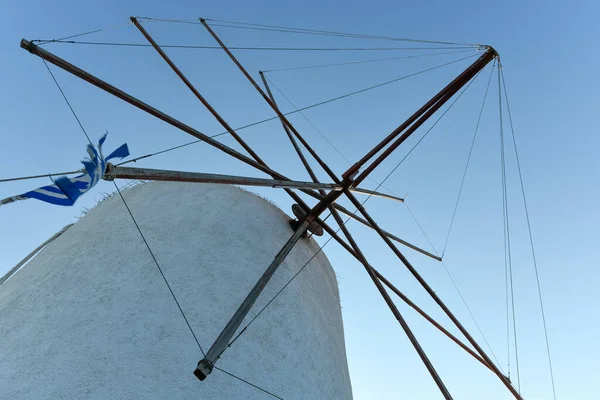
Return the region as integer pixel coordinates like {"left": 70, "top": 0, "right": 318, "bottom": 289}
{"left": 498, "top": 64, "right": 520, "bottom": 390}
{"left": 501, "top": 67, "right": 556, "bottom": 400}
{"left": 441, "top": 60, "right": 496, "bottom": 257}
{"left": 41, "top": 59, "right": 206, "bottom": 358}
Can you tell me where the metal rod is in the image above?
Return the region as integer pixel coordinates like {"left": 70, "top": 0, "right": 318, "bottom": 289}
{"left": 315, "top": 213, "right": 493, "bottom": 370}
{"left": 346, "top": 48, "right": 497, "bottom": 181}
{"left": 130, "top": 17, "right": 267, "bottom": 165}
{"left": 195, "top": 221, "right": 308, "bottom": 380}
{"left": 105, "top": 165, "right": 344, "bottom": 191}
{"left": 260, "top": 70, "right": 341, "bottom": 247}
{"left": 195, "top": 183, "right": 346, "bottom": 380}
{"left": 326, "top": 194, "right": 453, "bottom": 398}
{"left": 200, "top": 19, "right": 341, "bottom": 184}
{"left": 303, "top": 189, "right": 441, "bottom": 261}
{"left": 351, "top": 187, "right": 404, "bottom": 203}
{"left": 19, "top": 39, "right": 281, "bottom": 179}
{"left": 258, "top": 73, "right": 433, "bottom": 273}
{"left": 260, "top": 71, "right": 323, "bottom": 189}
{"left": 342, "top": 190, "right": 522, "bottom": 399}
{"left": 353, "top": 50, "right": 496, "bottom": 186}
{"left": 372, "top": 269, "right": 492, "bottom": 371}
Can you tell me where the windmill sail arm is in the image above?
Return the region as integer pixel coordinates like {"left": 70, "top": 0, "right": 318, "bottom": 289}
{"left": 349, "top": 187, "right": 404, "bottom": 202}
{"left": 105, "top": 165, "right": 344, "bottom": 192}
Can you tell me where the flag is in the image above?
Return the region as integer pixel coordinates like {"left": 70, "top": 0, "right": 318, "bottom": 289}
{"left": 2, "top": 134, "right": 129, "bottom": 207}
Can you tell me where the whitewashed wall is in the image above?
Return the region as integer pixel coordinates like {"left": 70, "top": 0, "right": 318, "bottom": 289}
{"left": 0, "top": 182, "right": 353, "bottom": 400}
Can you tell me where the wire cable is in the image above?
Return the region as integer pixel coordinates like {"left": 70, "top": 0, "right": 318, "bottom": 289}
{"left": 41, "top": 60, "right": 206, "bottom": 358}
{"left": 213, "top": 366, "right": 284, "bottom": 399}
{"left": 206, "top": 22, "right": 477, "bottom": 48}
{"left": 403, "top": 200, "right": 506, "bottom": 374}
{"left": 501, "top": 67, "right": 556, "bottom": 398}
{"left": 0, "top": 169, "right": 83, "bottom": 183}
{"left": 40, "top": 39, "right": 475, "bottom": 51}
{"left": 135, "top": 16, "right": 480, "bottom": 47}
{"left": 264, "top": 75, "right": 400, "bottom": 198}
{"left": 42, "top": 60, "right": 93, "bottom": 144}
{"left": 204, "top": 18, "right": 480, "bottom": 47}
{"left": 112, "top": 181, "right": 206, "bottom": 357}
{"left": 264, "top": 76, "right": 353, "bottom": 165}
{"left": 366, "top": 65, "right": 483, "bottom": 190}
{"left": 441, "top": 60, "right": 496, "bottom": 257}
{"left": 263, "top": 49, "right": 478, "bottom": 73}
{"left": 441, "top": 258, "right": 506, "bottom": 374}
{"left": 34, "top": 22, "right": 131, "bottom": 46}
{"left": 498, "top": 64, "right": 520, "bottom": 390}
{"left": 115, "top": 53, "right": 479, "bottom": 167}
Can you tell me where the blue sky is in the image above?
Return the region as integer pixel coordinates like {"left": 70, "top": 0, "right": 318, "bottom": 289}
{"left": 1, "top": 1, "right": 598, "bottom": 399}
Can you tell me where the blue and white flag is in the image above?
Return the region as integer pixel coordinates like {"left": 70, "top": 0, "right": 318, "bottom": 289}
{"left": 1, "top": 134, "right": 129, "bottom": 207}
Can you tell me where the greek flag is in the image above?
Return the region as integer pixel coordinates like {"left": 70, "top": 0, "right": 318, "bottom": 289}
{"left": 2, "top": 134, "right": 129, "bottom": 207}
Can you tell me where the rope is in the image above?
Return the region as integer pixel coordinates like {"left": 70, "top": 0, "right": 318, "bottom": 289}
{"left": 116, "top": 53, "right": 479, "bottom": 167}
{"left": 501, "top": 68, "right": 556, "bottom": 398}
{"left": 0, "top": 169, "right": 83, "bottom": 183}
{"left": 263, "top": 49, "right": 478, "bottom": 73}
{"left": 441, "top": 61, "right": 496, "bottom": 257}
{"left": 40, "top": 39, "right": 475, "bottom": 51}
{"left": 41, "top": 60, "right": 206, "bottom": 358}
{"left": 498, "top": 64, "right": 520, "bottom": 390}
{"left": 213, "top": 366, "right": 284, "bottom": 399}
{"left": 136, "top": 16, "right": 480, "bottom": 47}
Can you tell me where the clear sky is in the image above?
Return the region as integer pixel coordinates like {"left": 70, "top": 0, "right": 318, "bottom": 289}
{"left": 1, "top": 1, "right": 598, "bottom": 399}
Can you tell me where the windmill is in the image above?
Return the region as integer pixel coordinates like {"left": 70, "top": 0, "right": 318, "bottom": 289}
{"left": 1, "top": 16, "right": 555, "bottom": 400}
